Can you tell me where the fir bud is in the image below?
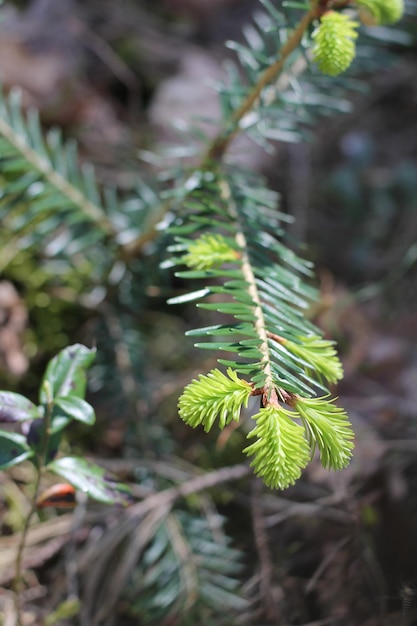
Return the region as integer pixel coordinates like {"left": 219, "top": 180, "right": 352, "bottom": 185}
{"left": 312, "top": 11, "right": 359, "bottom": 77}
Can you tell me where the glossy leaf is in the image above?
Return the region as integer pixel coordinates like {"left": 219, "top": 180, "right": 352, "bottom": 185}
{"left": 47, "top": 456, "right": 131, "bottom": 504}
{"left": 40, "top": 344, "right": 96, "bottom": 403}
{"left": 54, "top": 396, "right": 96, "bottom": 425}
{"left": 50, "top": 413, "right": 72, "bottom": 434}
{"left": 0, "top": 431, "right": 33, "bottom": 469}
{"left": 0, "top": 391, "right": 41, "bottom": 422}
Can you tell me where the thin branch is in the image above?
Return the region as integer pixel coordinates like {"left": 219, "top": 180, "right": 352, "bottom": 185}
{"left": 13, "top": 393, "right": 55, "bottom": 626}
{"left": 77, "top": 463, "right": 251, "bottom": 621}
{"left": 80, "top": 463, "right": 251, "bottom": 567}
{"left": 123, "top": 3, "right": 320, "bottom": 257}
{"left": 251, "top": 479, "right": 280, "bottom": 621}
{"left": 204, "top": 5, "right": 319, "bottom": 163}
{"left": 220, "top": 178, "right": 275, "bottom": 393}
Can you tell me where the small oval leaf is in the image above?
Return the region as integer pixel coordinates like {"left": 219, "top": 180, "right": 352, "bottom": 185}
{"left": 40, "top": 344, "right": 96, "bottom": 403}
{"left": 47, "top": 456, "right": 131, "bottom": 504}
{"left": 54, "top": 396, "right": 95, "bottom": 425}
{"left": 0, "top": 391, "right": 41, "bottom": 423}
{"left": 51, "top": 414, "right": 72, "bottom": 434}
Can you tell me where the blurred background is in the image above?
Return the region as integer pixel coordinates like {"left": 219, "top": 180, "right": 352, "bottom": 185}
{"left": 0, "top": 0, "right": 417, "bottom": 624}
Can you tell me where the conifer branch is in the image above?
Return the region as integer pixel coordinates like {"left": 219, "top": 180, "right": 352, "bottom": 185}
{"left": 0, "top": 107, "right": 115, "bottom": 236}
{"left": 0, "top": 0, "right": 403, "bottom": 494}
{"left": 205, "top": 4, "right": 320, "bottom": 162}
{"left": 219, "top": 179, "right": 275, "bottom": 395}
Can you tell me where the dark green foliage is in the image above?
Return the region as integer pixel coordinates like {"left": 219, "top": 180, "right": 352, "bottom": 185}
{"left": 40, "top": 344, "right": 96, "bottom": 402}
{"left": 0, "top": 391, "right": 41, "bottom": 423}
{"left": 125, "top": 509, "right": 247, "bottom": 624}
{"left": 0, "top": 431, "right": 33, "bottom": 469}
{"left": 0, "top": 89, "right": 116, "bottom": 288}
{"left": 169, "top": 170, "right": 320, "bottom": 392}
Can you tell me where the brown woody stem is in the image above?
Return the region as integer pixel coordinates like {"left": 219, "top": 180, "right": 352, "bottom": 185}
{"left": 266, "top": 331, "right": 286, "bottom": 344}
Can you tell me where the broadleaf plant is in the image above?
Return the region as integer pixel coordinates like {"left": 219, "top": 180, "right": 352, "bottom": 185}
{"left": 0, "top": 344, "right": 131, "bottom": 624}
{"left": 0, "top": 343, "right": 130, "bottom": 502}
{"left": 47, "top": 456, "right": 132, "bottom": 505}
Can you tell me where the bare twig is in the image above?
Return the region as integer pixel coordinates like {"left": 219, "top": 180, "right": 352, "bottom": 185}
{"left": 250, "top": 479, "right": 281, "bottom": 622}
{"left": 305, "top": 536, "right": 351, "bottom": 594}
{"left": 78, "top": 464, "right": 251, "bottom": 623}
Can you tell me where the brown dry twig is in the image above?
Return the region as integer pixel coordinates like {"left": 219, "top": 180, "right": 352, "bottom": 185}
{"left": 250, "top": 479, "right": 282, "bottom": 623}
{"left": 77, "top": 463, "right": 251, "bottom": 624}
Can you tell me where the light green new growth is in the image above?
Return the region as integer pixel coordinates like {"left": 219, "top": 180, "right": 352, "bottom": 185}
{"left": 355, "top": 0, "right": 404, "bottom": 25}
{"left": 0, "top": 0, "right": 398, "bottom": 495}
{"left": 178, "top": 368, "right": 253, "bottom": 432}
{"left": 312, "top": 12, "right": 359, "bottom": 76}
{"left": 168, "top": 0, "right": 405, "bottom": 489}
{"left": 182, "top": 234, "right": 240, "bottom": 270}
{"left": 284, "top": 335, "right": 344, "bottom": 384}
{"left": 295, "top": 396, "right": 354, "bottom": 470}
{"left": 178, "top": 367, "right": 354, "bottom": 489}
{"left": 243, "top": 404, "right": 311, "bottom": 490}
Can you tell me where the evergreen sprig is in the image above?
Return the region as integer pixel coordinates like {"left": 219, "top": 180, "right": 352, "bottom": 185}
{"left": 209, "top": 0, "right": 405, "bottom": 155}
{"left": 166, "top": 0, "right": 409, "bottom": 488}
{"left": 0, "top": 86, "right": 162, "bottom": 295}
{"left": 170, "top": 168, "right": 354, "bottom": 488}
{"left": 126, "top": 509, "right": 247, "bottom": 623}
{"left": 244, "top": 400, "right": 311, "bottom": 489}
{"left": 0, "top": 0, "right": 403, "bottom": 493}
{"left": 178, "top": 368, "right": 253, "bottom": 432}
{"left": 295, "top": 396, "right": 355, "bottom": 470}
{"left": 0, "top": 87, "right": 117, "bottom": 280}
{"left": 172, "top": 0, "right": 404, "bottom": 489}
